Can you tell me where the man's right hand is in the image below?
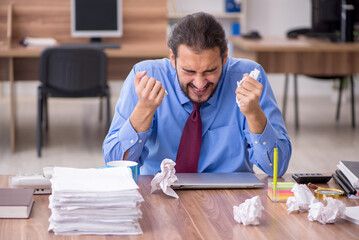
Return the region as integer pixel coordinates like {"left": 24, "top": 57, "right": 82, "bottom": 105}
{"left": 129, "top": 71, "right": 166, "bottom": 132}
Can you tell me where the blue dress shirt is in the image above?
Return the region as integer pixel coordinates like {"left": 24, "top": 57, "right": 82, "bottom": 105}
{"left": 103, "top": 57, "right": 292, "bottom": 176}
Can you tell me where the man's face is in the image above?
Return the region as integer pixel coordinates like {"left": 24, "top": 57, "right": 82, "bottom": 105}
{"left": 170, "top": 45, "right": 228, "bottom": 104}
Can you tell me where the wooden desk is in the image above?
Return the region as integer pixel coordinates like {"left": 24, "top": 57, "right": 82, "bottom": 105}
{"left": 230, "top": 36, "right": 359, "bottom": 76}
{"left": 0, "top": 174, "right": 358, "bottom": 240}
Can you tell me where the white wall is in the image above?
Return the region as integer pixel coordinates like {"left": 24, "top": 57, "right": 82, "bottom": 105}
{"left": 246, "top": 0, "right": 311, "bottom": 36}
{"left": 168, "top": 0, "right": 225, "bottom": 13}
{"left": 169, "top": 0, "right": 311, "bottom": 37}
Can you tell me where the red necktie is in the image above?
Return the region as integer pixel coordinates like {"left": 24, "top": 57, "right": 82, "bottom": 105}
{"left": 175, "top": 103, "right": 202, "bottom": 173}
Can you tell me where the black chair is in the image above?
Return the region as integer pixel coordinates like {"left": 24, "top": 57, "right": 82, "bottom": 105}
{"left": 282, "top": 74, "right": 355, "bottom": 130}
{"left": 37, "top": 47, "right": 111, "bottom": 157}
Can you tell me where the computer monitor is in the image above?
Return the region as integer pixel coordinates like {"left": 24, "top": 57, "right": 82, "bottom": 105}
{"left": 71, "top": 0, "right": 123, "bottom": 43}
{"left": 311, "top": 0, "right": 359, "bottom": 42}
{"left": 311, "top": 0, "right": 341, "bottom": 41}
{"left": 351, "top": 0, "right": 359, "bottom": 41}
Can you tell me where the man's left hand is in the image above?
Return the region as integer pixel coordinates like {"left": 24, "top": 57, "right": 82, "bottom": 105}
{"left": 236, "top": 73, "right": 263, "bottom": 115}
{"left": 236, "top": 74, "right": 267, "bottom": 134}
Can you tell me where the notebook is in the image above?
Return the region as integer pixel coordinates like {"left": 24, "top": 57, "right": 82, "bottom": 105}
{"left": 0, "top": 188, "right": 34, "bottom": 218}
{"left": 171, "top": 172, "right": 264, "bottom": 189}
{"left": 338, "top": 161, "right": 359, "bottom": 188}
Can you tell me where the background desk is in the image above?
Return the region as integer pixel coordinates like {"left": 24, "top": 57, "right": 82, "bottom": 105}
{"left": 230, "top": 36, "right": 359, "bottom": 129}
{"left": 230, "top": 36, "right": 359, "bottom": 76}
{"left": 0, "top": 174, "right": 358, "bottom": 240}
{"left": 0, "top": 0, "right": 168, "bottom": 153}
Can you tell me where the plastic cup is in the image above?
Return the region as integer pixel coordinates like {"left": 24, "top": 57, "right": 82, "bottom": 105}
{"left": 107, "top": 160, "right": 138, "bottom": 183}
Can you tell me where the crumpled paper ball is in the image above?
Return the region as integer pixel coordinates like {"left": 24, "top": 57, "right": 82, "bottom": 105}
{"left": 236, "top": 68, "right": 260, "bottom": 108}
{"left": 286, "top": 183, "right": 318, "bottom": 214}
{"left": 308, "top": 197, "right": 346, "bottom": 224}
{"left": 150, "top": 158, "right": 179, "bottom": 199}
{"left": 233, "top": 196, "right": 264, "bottom": 226}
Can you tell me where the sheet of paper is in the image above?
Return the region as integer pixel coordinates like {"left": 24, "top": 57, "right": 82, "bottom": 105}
{"left": 308, "top": 197, "right": 346, "bottom": 224}
{"left": 342, "top": 206, "right": 359, "bottom": 225}
{"left": 233, "top": 196, "right": 263, "bottom": 226}
{"left": 151, "top": 158, "right": 179, "bottom": 199}
{"left": 236, "top": 68, "right": 260, "bottom": 108}
{"left": 51, "top": 167, "right": 138, "bottom": 192}
{"left": 286, "top": 183, "right": 318, "bottom": 214}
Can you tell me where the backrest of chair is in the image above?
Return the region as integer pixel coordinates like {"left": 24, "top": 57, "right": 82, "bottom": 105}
{"left": 39, "top": 47, "right": 107, "bottom": 94}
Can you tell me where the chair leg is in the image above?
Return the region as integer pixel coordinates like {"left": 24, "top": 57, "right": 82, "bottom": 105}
{"left": 350, "top": 75, "right": 355, "bottom": 128}
{"left": 294, "top": 74, "right": 299, "bottom": 131}
{"left": 37, "top": 88, "right": 43, "bottom": 157}
{"left": 336, "top": 78, "right": 344, "bottom": 122}
{"left": 44, "top": 95, "right": 49, "bottom": 132}
{"left": 99, "top": 96, "right": 103, "bottom": 122}
{"left": 106, "top": 89, "right": 111, "bottom": 131}
{"left": 282, "top": 74, "right": 289, "bottom": 122}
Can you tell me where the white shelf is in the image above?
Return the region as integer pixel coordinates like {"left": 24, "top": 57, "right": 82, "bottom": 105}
{"left": 168, "top": 12, "right": 242, "bottom": 21}
{"left": 166, "top": 0, "right": 247, "bottom": 45}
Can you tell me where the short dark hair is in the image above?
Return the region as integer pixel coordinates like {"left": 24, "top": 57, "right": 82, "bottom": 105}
{"left": 167, "top": 12, "right": 227, "bottom": 58}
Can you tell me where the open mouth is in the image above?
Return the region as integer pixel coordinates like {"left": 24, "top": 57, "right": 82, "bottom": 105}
{"left": 190, "top": 83, "right": 211, "bottom": 95}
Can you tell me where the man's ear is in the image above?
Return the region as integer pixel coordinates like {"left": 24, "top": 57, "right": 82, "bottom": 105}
{"left": 170, "top": 49, "right": 176, "bottom": 68}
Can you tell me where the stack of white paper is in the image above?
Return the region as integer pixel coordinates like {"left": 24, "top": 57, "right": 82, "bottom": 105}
{"left": 48, "top": 167, "right": 143, "bottom": 235}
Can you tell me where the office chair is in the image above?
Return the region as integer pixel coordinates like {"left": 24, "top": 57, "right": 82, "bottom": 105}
{"left": 37, "top": 47, "right": 111, "bottom": 157}
{"left": 282, "top": 74, "right": 355, "bottom": 130}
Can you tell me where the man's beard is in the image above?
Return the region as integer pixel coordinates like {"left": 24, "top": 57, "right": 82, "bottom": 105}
{"left": 175, "top": 66, "right": 223, "bottom": 105}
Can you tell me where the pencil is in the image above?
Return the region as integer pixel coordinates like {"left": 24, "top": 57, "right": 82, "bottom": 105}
{"left": 273, "top": 148, "right": 278, "bottom": 200}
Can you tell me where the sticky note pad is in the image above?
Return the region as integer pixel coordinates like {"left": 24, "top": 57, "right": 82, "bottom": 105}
{"left": 267, "top": 182, "right": 295, "bottom": 202}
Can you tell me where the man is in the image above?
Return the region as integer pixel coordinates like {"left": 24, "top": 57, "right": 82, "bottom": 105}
{"left": 103, "top": 12, "right": 291, "bottom": 177}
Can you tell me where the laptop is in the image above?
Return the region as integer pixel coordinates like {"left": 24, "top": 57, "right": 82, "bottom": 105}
{"left": 171, "top": 172, "right": 264, "bottom": 189}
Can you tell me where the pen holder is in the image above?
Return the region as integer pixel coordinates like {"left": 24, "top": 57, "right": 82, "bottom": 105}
{"left": 267, "top": 180, "right": 295, "bottom": 202}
